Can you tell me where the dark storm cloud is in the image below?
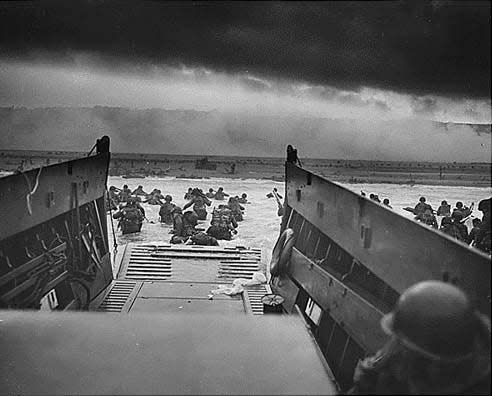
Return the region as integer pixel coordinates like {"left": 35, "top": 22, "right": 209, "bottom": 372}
{"left": 0, "top": 0, "right": 490, "bottom": 98}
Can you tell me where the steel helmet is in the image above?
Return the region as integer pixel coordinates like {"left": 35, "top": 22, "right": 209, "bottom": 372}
{"left": 381, "top": 281, "right": 480, "bottom": 361}
{"left": 478, "top": 197, "right": 491, "bottom": 212}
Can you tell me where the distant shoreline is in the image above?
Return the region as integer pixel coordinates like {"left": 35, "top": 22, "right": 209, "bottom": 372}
{"left": 0, "top": 150, "right": 490, "bottom": 188}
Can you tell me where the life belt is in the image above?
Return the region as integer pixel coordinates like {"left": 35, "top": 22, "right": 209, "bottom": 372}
{"left": 270, "top": 228, "right": 296, "bottom": 277}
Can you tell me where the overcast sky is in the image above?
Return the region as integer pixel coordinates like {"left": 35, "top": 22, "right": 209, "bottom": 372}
{"left": 0, "top": 1, "right": 490, "bottom": 118}
{"left": 0, "top": 1, "right": 490, "bottom": 159}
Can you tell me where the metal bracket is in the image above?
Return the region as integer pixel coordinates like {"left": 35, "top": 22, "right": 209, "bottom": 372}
{"left": 360, "top": 224, "right": 372, "bottom": 248}
{"left": 46, "top": 191, "right": 55, "bottom": 208}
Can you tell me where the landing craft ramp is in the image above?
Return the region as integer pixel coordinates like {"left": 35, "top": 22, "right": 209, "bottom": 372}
{"left": 93, "top": 244, "right": 272, "bottom": 315}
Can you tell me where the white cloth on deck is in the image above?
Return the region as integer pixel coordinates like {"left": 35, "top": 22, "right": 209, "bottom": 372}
{"left": 210, "top": 271, "right": 267, "bottom": 296}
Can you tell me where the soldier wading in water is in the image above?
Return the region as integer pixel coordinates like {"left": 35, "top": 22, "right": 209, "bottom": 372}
{"left": 112, "top": 197, "right": 145, "bottom": 235}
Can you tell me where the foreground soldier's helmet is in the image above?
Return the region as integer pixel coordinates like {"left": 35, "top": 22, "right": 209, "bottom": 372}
{"left": 381, "top": 281, "right": 481, "bottom": 361}
{"left": 478, "top": 197, "right": 491, "bottom": 212}
{"left": 456, "top": 201, "right": 463, "bottom": 208}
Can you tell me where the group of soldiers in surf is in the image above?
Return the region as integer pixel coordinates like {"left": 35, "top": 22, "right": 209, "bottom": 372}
{"left": 411, "top": 196, "right": 491, "bottom": 254}
{"left": 168, "top": 186, "right": 250, "bottom": 246}
{"left": 108, "top": 184, "right": 251, "bottom": 245}
{"left": 361, "top": 190, "right": 392, "bottom": 208}
{"left": 360, "top": 187, "right": 491, "bottom": 254}
{"left": 108, "top": 185, "right": 148, "bottom": 234}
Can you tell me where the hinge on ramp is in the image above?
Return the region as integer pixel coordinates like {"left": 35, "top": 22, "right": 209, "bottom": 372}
{"left": 97, "top": 281, "right": 137, "bottom": 313}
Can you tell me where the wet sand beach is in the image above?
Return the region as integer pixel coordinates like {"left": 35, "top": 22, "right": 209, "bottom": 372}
{"left": 1, "top": 150, "right": 490, "bottom": 187}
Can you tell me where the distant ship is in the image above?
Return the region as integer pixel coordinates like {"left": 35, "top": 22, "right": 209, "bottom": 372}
{"left": 1, "top": 138, "right": 490, "bottom": 394}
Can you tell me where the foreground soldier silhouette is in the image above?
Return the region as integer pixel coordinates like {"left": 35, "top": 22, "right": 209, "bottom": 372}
{"left": 474, "top": 197, "right": 491, "bottom": 254}
{"left": 348, "top": 281, "right": 490, "bottom": 395}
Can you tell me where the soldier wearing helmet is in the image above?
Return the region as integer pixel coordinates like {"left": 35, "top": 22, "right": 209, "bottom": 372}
{"left": 214, "top": 187, "right": 229, "bottom": 201}
{"left": 474, "top": 197, "right": 491, "bottom": 254}
{"left": 107, "top": 186, "right": 120, "bottom": 211}
{"left": 349, "top": 281, "right": 490, "bottom": 395}
{"left": 437, "top": 200, "right": 451, "bottom": 216}
{"left": 228, "top": 196, "right": 244, "bottom": 222}
{"left": 206, "top": 205, "right": 238, "bottom": 240}
{"left": 170, "top": 206, "right": 184, "bottom": 243}
{"left": 159, "top": 195, "right": 175, "bottom": 225}
{"left": 453, "top": 201, "right": 474, "bottom": 218}
{"left": 118, "top": 184, "right": 132, "bottom": 203}
{"left": 415, "top": 208, "right": 438, "bottom": 229}
{"left": 184, "top": 188, "right": 193, "bottom": 201}
{"left": 414, "top": 196, "right": 433, "bottom": 216}
{"left": 182, "top": 189, "right": 211, "bottom": 220}
{"left": 238, "top": 193, "right": 249, "bottom": 204}
{"left": 170, "top": 209, "right": 199, "bottom": 244}
{"left": 439, "top": 212, "right": 467, "bottom": 242}
{"left": 132, "top": 185, "right": 147, "bottom": 196}
{"left": 144, "top": 189, "right": 164, "bottom": 205}
{"left": 451, "top": 210, "right": 469, "bottom": 242}
{"left": 112, "top": 197, "right": 145, "bottom": 235}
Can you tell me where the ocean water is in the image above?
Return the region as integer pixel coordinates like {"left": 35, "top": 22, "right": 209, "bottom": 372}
{"left": 108, "top": 176, "right": 492, "bottom": 268}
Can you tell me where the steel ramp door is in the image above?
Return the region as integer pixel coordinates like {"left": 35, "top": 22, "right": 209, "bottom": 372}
{"left": 96, "top": 244, "right": 270, "bottom": 315}
{"left": 1, "top": 311, "right": 337, "bottom": 395}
